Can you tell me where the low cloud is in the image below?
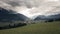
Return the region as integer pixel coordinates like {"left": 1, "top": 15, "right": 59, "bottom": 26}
{"left": 0, "top": 0, "right": 60, "bottom": 19}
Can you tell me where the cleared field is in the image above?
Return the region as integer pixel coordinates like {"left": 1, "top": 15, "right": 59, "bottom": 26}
{"left": 0, "top": 21, "right": 60, "bottom": 34}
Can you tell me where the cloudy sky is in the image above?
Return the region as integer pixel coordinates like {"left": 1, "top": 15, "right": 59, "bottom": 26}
{"left": 0, "top": 0, "right": 60, "bottom": 19}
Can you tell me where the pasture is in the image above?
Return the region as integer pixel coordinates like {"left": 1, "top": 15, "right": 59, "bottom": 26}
{"left": 0, "top": 21, "right": 60, "bottom": 34}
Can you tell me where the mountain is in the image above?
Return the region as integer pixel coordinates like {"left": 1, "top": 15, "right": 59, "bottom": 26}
{"left": 34, "top": 14, "right": 60, "bottom": 21}
{"left": 47, "top": 14, "right": 60, "bottom": 21}
{"left": 34, "top": 15, "right": 46, "bottom": 20}
{"left": 0, "top": 7, "right": 28, "bottom": 22}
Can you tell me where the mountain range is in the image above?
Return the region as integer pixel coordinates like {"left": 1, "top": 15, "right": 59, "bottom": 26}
{"left": 0, "top": 7, "right": 28, "bottom": 22}
{"left": 0, "top": 7, "right": 60, "bottom": 22}
{"left": 34, "top": 14, "right": 60, "bottom": 21}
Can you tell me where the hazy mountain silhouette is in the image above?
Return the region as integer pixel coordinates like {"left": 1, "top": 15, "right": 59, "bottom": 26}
{"left": 34, "top": 15, "right": 46, "bottom": 20}
{"left": 47, "top": 14, "right": 60, "bottom": 21}
{"left": 0, "top": 7, "right": 28, "bottom": 22}
{"left": 34, "top": 14, "right": 60, "bottom": 21}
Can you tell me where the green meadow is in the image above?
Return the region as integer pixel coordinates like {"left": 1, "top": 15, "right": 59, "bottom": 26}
{"left": 0, "top": 21, "right": 60, "bottom": 34}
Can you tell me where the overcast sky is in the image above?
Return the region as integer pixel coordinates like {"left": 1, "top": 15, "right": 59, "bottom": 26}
{"left": 0, "top": 0, "right": 60, "bottom": 19}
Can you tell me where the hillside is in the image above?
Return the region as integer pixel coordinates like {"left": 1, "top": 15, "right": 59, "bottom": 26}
{"left": 0, "top": 7, "right": 28, "bottom": 22}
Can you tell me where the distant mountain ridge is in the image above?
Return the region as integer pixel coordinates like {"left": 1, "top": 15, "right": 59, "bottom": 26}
{"left": 34, "top": 14, "right": 60, "bottom": 21}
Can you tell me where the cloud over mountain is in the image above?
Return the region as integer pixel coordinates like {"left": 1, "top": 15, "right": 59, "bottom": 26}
{"left": 0, "top": 0, "right": 60, "bottom": 19}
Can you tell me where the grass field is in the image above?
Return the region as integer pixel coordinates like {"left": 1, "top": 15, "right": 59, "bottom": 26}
{"left": 0, "top": 21, "right": 60, "bottom": 34}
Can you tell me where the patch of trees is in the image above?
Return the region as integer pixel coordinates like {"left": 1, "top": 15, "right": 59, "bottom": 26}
{"left": 0, "top": 22, "right": 27, "bottom": 30}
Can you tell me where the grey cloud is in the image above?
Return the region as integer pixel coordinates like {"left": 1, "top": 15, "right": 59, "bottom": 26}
{"left": 7, "top": 1, "right": 20, "bottom": 7}
{"left": 0, "top": 0, "right": 60, "bottom": 18}
{"left": 0, "top": 0, "right": 42, "bottom": 8}
{"left": 0, "top": 0, "right": 21, "bottom": 7}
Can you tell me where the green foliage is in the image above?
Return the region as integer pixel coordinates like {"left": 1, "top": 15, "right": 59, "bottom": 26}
{"left": 0, "top": 21, "right": 60, "bottom": 34}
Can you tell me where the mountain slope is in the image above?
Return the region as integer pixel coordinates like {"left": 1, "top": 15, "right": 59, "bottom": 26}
{"left": 0, "top": 7, "right": 28, "bottom": 22}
